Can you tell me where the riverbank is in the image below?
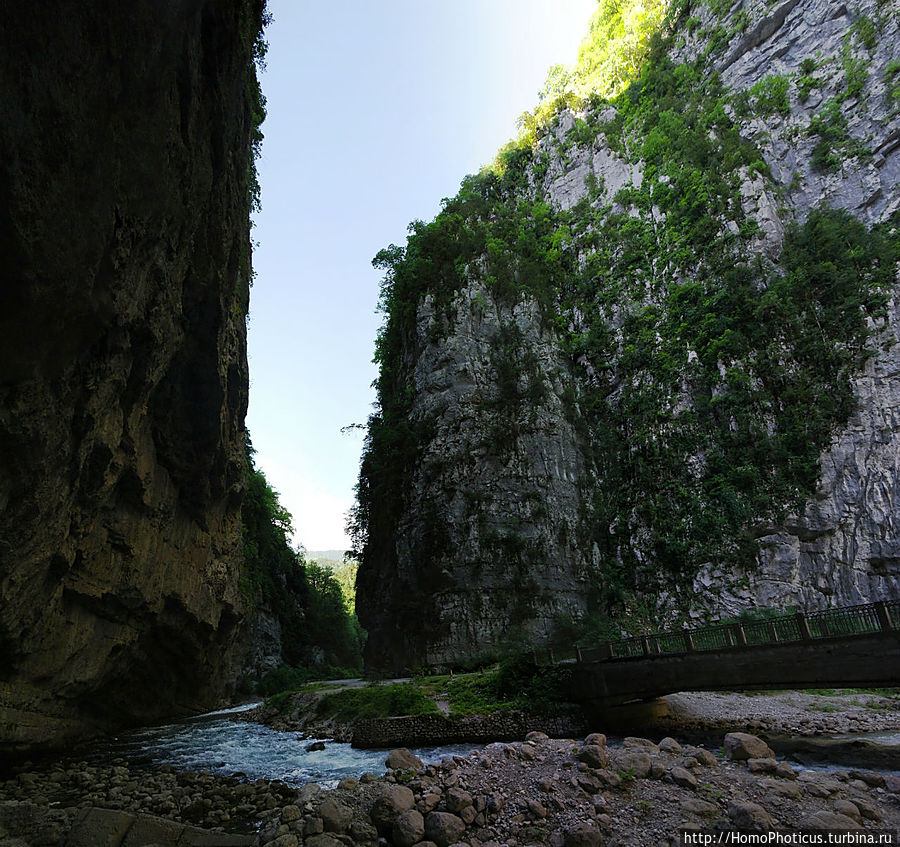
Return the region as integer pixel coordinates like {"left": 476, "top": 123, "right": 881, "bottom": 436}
{"left": 2, "top": 688, "right": 899, "bottom": 845}
{"left": 244, "top": 679, "right": 900, "bottom": 755}
{"left": 658, "top": 690, "right": 900, "bottom": 738}
{"left": 649, "top": 690, "right": 900, "bottom": 770}
{"left": 1, "top": 729, "right": 899, "bottom": 846}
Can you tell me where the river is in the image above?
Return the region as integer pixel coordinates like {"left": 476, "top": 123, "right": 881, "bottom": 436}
{"left": 83, "top": 703, "right": 477, "bottom": 788}
{"left": 84, "top": 703, "right": 900, "bottom": 787}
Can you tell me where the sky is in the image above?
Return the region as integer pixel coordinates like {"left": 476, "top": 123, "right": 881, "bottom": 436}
{"left": 247, "top": 0, "right": 599, "bottom": 553}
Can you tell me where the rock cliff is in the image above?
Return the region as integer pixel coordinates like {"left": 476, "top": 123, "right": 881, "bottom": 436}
{"left": 355, "top": 0, "right": 900, "bottom": 671}
{"left": 0, "top": 0, "right": 263, "bottom": 752}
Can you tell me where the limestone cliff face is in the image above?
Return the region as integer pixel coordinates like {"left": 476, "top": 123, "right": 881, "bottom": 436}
{"left": 677, "top": 0, "right": 900, "bottom": 614}
{"left": 0, "top": 0, "right": 260, "bottom": 752}
{"left": 357, "top": 0, "right": 900, "bottom": 671}
{"left": 359, "top": 281, "right": 591, "bottom": 671}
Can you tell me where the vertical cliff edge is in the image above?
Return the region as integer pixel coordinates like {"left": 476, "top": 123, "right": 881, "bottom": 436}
{"left": 355, "top": 0, "right": 900, "bottom": 672}
{"left": 0, "top": 0, "right": 263, "bottom": 753}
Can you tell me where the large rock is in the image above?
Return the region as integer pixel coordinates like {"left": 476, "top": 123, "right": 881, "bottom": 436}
{"left": 799, "top": 811, "right": 862, "bottom": 831}
{"left": 671, "top": 766, "right": 698, "bottom": 789}
{"left": 318, "top": 797, "right": 352, "bottom": 834}
{"left": 727, "top": 800, "right": 772, "bottom": 832}
{"left": 576, "top": 744, "right": 609, "bottom": 769}
{"left": 370, "top": 785, "right": 415, "bottom": 834}
{"left": 724, "top": 733, "right": 776, "bottom": 762}
{"left": 385, "top": 748, "right": 424, "bottom": 772}
{"left": 392, "top": 809, "right": 425, "bottom": 847}
{"left": 424, "top": 812, "right": 466, "bottom": 847}
{"left": 564, "top": 821, "right": 603, "bottom": 847}
{"left": 611, "top": 749, "right": 653, "bottom": 779}
{"left": 0, "top": 0, "right": 259, "bottom": 754}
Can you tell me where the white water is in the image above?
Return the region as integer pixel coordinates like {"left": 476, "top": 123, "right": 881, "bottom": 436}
{"left": 95, "top": 707, "right": 476, "bottom": 788}
{"left": 86, "top": 702, "right": 900, "bottom": 786}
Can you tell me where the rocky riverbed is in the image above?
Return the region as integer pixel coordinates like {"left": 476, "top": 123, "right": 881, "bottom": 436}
{"left": 2, "top": 690, "right": 899, "bottom": 846}
{"left": 1, "top": 730, "right": 899, "bottom": 846}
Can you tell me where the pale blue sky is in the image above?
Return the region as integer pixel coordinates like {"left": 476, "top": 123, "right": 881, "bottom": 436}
{"left": 247, "top": 1, "right": 598, "bottom": 551}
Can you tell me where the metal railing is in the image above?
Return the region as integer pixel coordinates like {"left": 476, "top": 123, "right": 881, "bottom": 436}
{"left": 534, "top": 600, "right": 898, "bottom": 666}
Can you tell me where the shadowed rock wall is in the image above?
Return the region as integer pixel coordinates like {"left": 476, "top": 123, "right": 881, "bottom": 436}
{"left": 0, "top": 0, "right": 260, "bottom": 752}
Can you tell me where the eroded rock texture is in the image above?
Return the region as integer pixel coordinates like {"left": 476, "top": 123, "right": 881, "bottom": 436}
{"left": 360, "top": 281, "right": 591, "bottom": 670}
{"left": 0, "top": 0, "right": 260, "bottom": 752}
{"left": 357, "top": 0, "right": 900, "bottom": 671}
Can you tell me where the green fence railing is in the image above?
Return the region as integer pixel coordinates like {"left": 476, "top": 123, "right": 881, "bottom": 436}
{"left": 534, "top": 600, "right": 898, "bottom": 665}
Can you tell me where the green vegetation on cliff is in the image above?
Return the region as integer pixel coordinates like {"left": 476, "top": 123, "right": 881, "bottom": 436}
{"left": 242, "top": 0, "right": 270, "bottom": 215}
{"left": 512, "top": 0, "right": 669, "bottom": 158}
{"left": 353, "top": 0, "right": 900, "bottom": 649}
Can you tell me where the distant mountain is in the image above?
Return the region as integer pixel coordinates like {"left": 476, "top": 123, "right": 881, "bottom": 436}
{"left": 306, "top": 550, "right": 352, "bottom": 567}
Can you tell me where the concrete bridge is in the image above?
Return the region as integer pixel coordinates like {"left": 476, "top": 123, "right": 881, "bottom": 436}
{"left": 550, "top": 601, "right": 900, "bottom": 709}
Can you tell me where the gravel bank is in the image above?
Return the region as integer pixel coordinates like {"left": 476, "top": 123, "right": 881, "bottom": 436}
{"left": 2, "top": 728, "right": 900, "bottom": 846}
{"left": 654, "top": 690, "right": 900, "bottom": 738}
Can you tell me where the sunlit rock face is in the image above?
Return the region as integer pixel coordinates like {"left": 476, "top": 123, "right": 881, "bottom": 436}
{"left": 357, "top": 0, "right": 900, "bottom": 671}
{"left": 0, "top": 0, "right": 259, "bottom": 753}
{"left": 672, "top": 0, "right": 900, "bottom": 615}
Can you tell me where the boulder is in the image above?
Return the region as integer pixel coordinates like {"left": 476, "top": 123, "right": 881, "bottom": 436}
{"left": 681, "top": 798, "right": 718, "bottom": 815}
{"left": 671, "top": 766, "right": 698, "bottom": 789}
{"left": 350, "top": 819, "right": 378, "bottom": 844}
{"left": 280, "top": 805, "right": 301, "bottom": 823}
{"left": 723, "top": 732, "right": 775, "bottom": 761}
{"left": 658, "top": 737, "right": 682, "bottom": 755}
{"left": 564, "top": 821, "right": 602, "bottom": 847}
{"left": 831, "top": 800, "right": 862, "bottom": 823}
{"left": 684, "top": 746, "right": 718, "bottom": 767}
{"left": 747, "top": 757, "right": 778, "bottom": 774}
{"left": 370, "top": 784, "right": 415, "bottom": 833}
{"left": 444, "top": 788, "right": 473, "bottom": 813}
{"left": 799, "top": 811, "right": 862, "bottom": 831}
{"left": 424, "top": 811, "right": 466, "bottom": 847}
{"left": 298, "top": 784, "right": 321, "bottom": 803}
{"left": 727, "top": 800, "right": 772, "bottom": 831}
{"left": 576, "top": 744, "right": 608, "bottom": 769}
{"left": 623, "top": 737, "right": 660, "bottom": 754}
{"left": 774, "top": 762, "right": 796, "bottom": 780}
{"left": 848, "top": 796, "right": 881, "bottom": 822}
{"left": 612, "top": 749, "right": 652, "bottom": 779}
{"left": 385, "top": 748, "right": 424, "bottom": 772}
{"left": 302, "top": 817, "right": 323, "bottom": 836}
{"left": 527, "top": 799, "right": 547, "bottom": 819}
{"left": 318, "top": 797, "right": 352, "bottom": 834}
{"left": 392, "top": 809, "right": 425, "bottom": 847}
{"left": 849, "top": 769, "right": 885, "bottom": 787}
